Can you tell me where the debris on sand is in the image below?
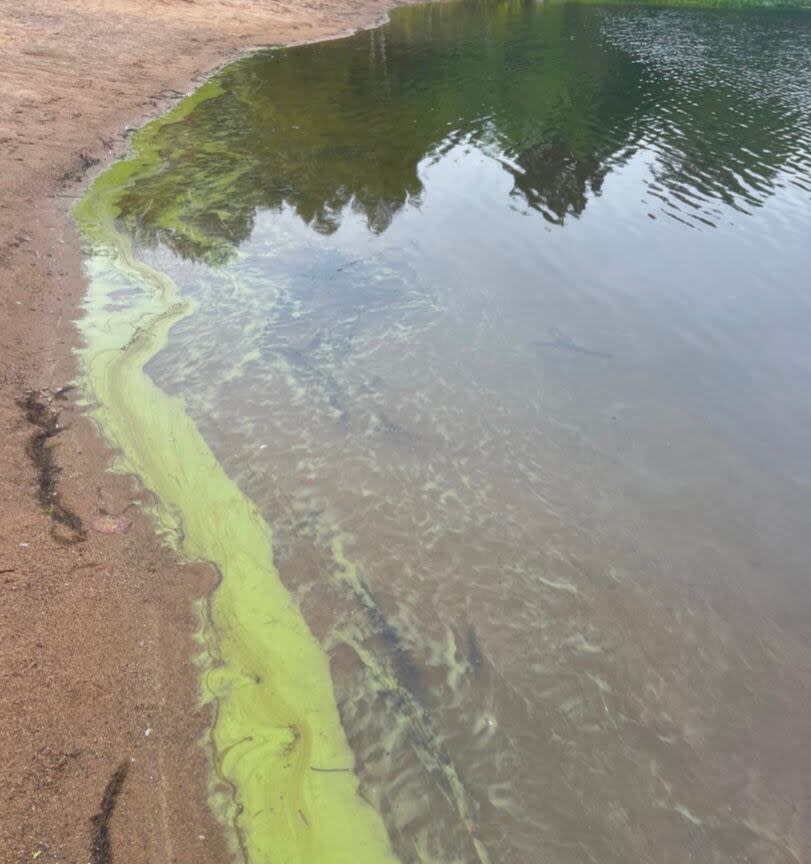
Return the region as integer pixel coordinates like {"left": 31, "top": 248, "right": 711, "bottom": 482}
{"left": 18, "top": 389, "right": 86, "bottom": 543}
{"left": 91, "top": 514, "right": 132, "bottom": 535}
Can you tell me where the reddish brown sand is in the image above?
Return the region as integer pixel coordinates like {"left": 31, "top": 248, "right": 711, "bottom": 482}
{"left": 0, "top": 2, "right": 413, "bottom": 861}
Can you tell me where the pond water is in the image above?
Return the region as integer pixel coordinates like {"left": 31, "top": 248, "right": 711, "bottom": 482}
{"left": 83, "top": 1, "right": 811, "bottom": 862}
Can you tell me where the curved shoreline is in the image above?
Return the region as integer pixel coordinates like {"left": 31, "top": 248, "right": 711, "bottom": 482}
{"left": 74, "top": 79, "right": 401, "bottom": 862}
{"left": 0, "top": 1, "right": 419, "bottom": 861}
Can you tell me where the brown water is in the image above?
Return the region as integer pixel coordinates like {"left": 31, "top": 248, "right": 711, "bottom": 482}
{"left": 110, "top": 2, "right": 811, "bottom": 861}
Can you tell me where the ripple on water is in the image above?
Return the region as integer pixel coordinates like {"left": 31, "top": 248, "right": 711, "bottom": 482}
{"left": 87, "top": 1, "right": 811, "bottom": 862}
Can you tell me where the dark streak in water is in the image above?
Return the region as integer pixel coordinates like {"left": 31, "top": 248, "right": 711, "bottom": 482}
{"left": 467, "top": 625, "right": 484, "bottom": 673}
{"left": 331, "top": 556, "right": 490, "bottom": 861}
{"left": 533, "top": 327, "right": 613, "bottom": 360}
{"left": 353, "top": 569, "right": 425, "bottom": 697}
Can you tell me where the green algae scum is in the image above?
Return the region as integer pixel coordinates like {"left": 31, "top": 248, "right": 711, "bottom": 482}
{"left": 74, "top": 1, "right": 811, "bottom": 862}
{"left": 74, "top": 86, "right": 401, "bottom": 864}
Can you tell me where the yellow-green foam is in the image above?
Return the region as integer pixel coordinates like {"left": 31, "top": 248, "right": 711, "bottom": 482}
{"left": 73, "top": 82, "right": 399, "bottom": 864}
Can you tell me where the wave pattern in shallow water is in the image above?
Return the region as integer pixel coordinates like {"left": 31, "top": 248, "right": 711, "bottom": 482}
{"left": 93, "top": 1, "right": 811, "bottom": 862}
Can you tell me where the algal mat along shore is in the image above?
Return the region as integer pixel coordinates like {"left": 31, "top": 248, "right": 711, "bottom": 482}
{"left": 0, "top": 1, "right": 415, "bottom": 862}
{"left": 73, "top": 84, "right": 403, "bottom": 863}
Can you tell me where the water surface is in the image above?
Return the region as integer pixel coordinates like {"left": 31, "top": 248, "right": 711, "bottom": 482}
{"left": 96, "top": 2, "right": 811, "bottom": 862}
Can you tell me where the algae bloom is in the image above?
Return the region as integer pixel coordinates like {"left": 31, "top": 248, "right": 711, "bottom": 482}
{"left": 74, "top": 82, "right": 400, "bottom": 864}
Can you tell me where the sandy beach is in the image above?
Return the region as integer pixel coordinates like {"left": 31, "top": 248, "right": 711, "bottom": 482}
{"left": 0, "top": 2, "right": 410, "bottom": 861}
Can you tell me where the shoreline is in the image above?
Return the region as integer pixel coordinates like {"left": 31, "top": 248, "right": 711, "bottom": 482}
{"left": 0, "top": 1, "right": 416, "bottom": 861}
{"left": 75, "top": 83, "right": 403, "bottom": 861}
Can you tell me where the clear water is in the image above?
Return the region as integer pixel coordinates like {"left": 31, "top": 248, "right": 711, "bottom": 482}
{"left": 111, "top": 2, "right": 811, "bottom": 861}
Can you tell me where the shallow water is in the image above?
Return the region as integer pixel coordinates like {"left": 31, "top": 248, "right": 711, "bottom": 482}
{"left": 84, "top": 1, "right": 811, "bottom": 862}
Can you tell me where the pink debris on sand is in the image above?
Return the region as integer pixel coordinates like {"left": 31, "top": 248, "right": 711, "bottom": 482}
{"left": 91, "top": 514, "right": 132, "bottom": 534}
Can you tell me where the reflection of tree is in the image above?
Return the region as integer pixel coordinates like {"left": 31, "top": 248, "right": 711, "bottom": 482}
{"left": 600, "top": 8, "right": 811, "bottom": 225}
{"left": 112, "top": 0, "right": 811, "bottom": 264}
{"left": 504, "top": 141, "right": 607, "bottom": 223}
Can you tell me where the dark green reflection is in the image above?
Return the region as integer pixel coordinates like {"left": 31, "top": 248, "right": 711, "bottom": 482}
{"left": 114, "top": 0, "right": 811, "bottom": 263}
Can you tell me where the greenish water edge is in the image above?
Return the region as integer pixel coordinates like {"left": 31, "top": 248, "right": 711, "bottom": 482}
{"left": 73, "top": 81, "right": 401, "bottom": 864}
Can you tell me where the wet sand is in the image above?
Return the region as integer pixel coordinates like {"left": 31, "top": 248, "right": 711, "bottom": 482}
{"left": 0, "top": 1, "right": 416, "bottom": 861}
